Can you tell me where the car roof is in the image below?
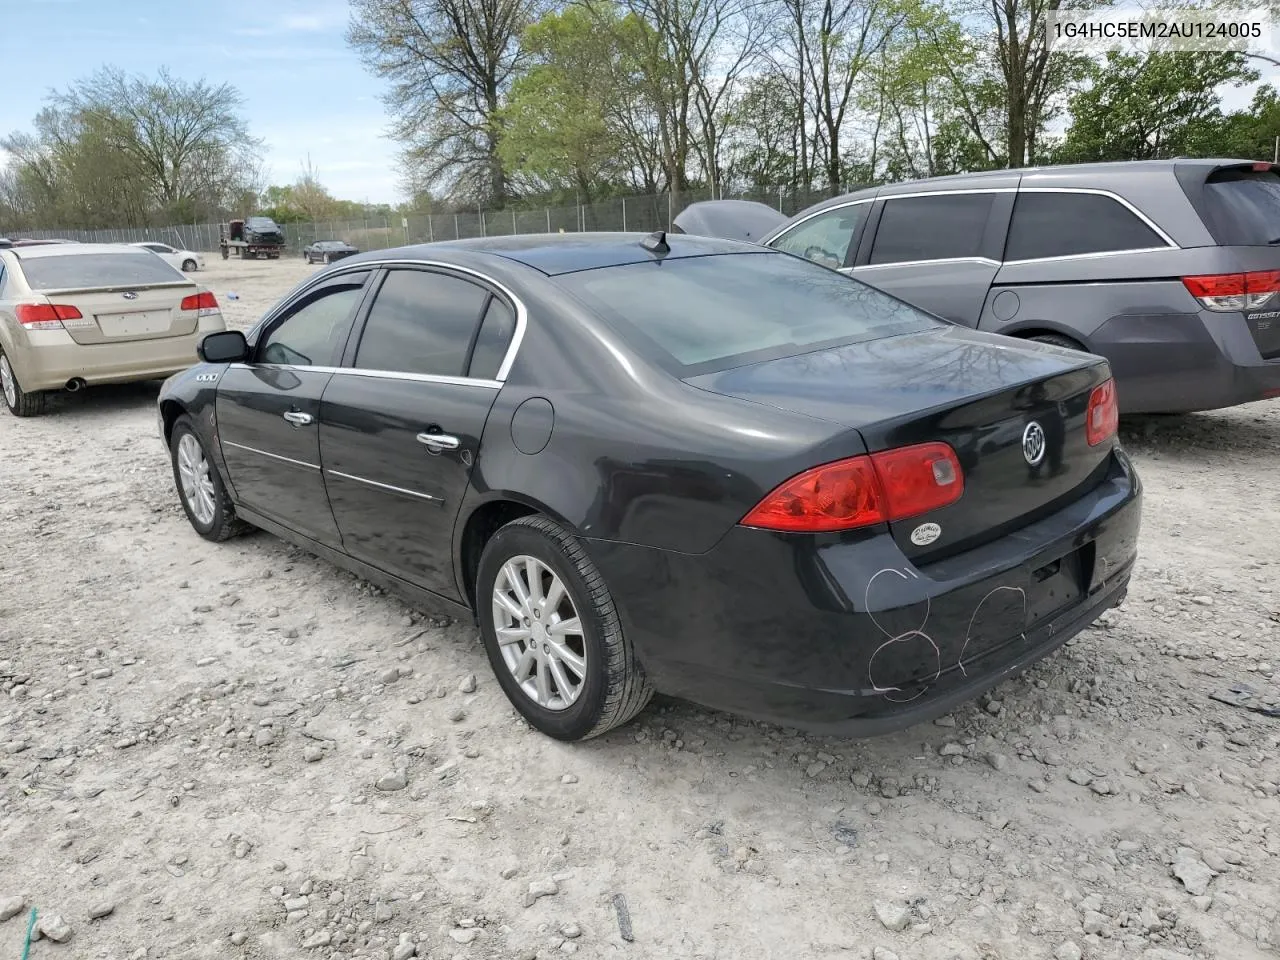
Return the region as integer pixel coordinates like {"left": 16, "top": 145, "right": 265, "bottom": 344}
{"left": 408, "top": 232, "right": 766, "bottom": 276}
{"left": 795, "top": 158, "right": 1262, "bottom": 216}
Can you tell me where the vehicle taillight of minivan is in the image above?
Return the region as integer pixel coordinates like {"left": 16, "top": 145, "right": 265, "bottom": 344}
{"left": 1182, "top": 270, "right": 1280, "bottom": 312}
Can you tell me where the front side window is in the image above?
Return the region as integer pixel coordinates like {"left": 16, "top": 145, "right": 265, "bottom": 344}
{"left": 556, "top": 251, "right": 940, "bottom": 374}
{"left": 868, "top": 193, "right": 995, "bottom": 265}
{"left": 1005, "top": 192, "right": 1164, "bottom": 260}
{"left": 355, "top": 269, "right": 489, "bottom": 377}
{"left": 259, "top": 281, "right": 368, "bottom": 366}
{"left": 770, "top": 206, "right": 866, "bottom": 270}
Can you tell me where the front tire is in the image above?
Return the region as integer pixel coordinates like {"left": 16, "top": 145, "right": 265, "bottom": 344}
{"left": 182, "top": 259, "right": 197, "bottom": 271}
{"left": 0, "top": 348, "right": 46, "bottom": 417}
{"left": 169, "top": 415, "right": 248, "bottom": 542}
{"left": 476, "top": 516, "right": 653, "bottom": 741}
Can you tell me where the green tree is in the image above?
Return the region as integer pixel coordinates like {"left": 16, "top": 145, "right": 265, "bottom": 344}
{"left": 1057, "top": 52, "right": 1257, "bottom": 162}
{"left": 498, "top": 5, "right": 626, "bottom": 198}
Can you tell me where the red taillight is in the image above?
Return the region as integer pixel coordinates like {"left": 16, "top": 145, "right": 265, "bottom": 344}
{"left": 180, "top": 291, "right": 219, "bottom": 315}
{"left": 1086, "top": 378, "right": 1119, "bottom": 446}
{"left": 741, "top": 441, "right": 964, "bottom": 533}
{"left": 1254, "top": 162, "right": 1272, "bottom": 172}
{"left": 16, "top": 303, "right": 82, "bottom": 329}
{"left": 1183, "top": 270, "right": 1280, "bottom": 312}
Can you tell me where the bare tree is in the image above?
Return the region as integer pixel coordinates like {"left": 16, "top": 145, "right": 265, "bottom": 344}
{"left": 349, "top": 0, "right": 543, "bottom": 206}
{"left": 777, "top": 0, "right": 909, "bottom": 195}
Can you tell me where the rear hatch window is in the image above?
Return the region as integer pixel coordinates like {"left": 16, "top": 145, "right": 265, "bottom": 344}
{"left": 20, "top": 252, "right": 186, "bottom": 291}
{"left": 553, "top": 251, "right": 942, "bottom": 376}
{"left": 1197, "top": 167, "right": 1280, "bottom": 245}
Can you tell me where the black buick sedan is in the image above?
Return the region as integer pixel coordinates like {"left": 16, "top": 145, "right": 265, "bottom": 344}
{"left": 157, "top": 233, "right": 1141, "bottom": 742}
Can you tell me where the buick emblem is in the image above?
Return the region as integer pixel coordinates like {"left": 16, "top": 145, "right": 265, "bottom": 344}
{"left": 122, "top": 291, "right": 138, "bottom": 300}
{"left": 1022, "top": 421, "right": 1047, "bottom": 467}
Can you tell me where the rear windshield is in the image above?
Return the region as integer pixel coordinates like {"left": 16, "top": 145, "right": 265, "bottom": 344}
{"left": 1200, "top": 168, "right": 1280, "bottom": 245}
{"left": 554, "top": 251, "right": 941, "bottom": 374}
{"left": 19, "top": 252, "right": 187, "bottom": 291}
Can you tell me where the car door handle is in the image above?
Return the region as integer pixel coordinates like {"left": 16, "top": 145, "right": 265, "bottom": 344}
{"left": 416, "top": 432, "right": 460, "bottom": 451}
{"left": 282, "top": 410, "right": 313, "bottom": 426}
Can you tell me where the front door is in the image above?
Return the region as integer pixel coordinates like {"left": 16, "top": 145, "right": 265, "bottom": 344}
{"left": 215, "top": 271, "right": 373, "bottom": 546}
{"left": 320, "top": 267, "right": 518, "bottom": 599}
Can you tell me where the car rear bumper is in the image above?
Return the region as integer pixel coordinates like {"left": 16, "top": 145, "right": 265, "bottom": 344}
{"left": 588, "top": 448, "right": 1142, "bottom": 736}
{"left": 11, "top": 319, "right": 222, "bottom": 391}
{"left": 1091, "top": 310, "right": 1280, "bottom": 413}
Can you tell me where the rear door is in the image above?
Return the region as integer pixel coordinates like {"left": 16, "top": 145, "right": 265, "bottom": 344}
{"left": 320, "top": 266, "right": 516, "bottom": 600}
{"left": 17, "top": 250, "right": 198, "bottom": 344}
{"left": 851, "top": 184, "right": 1016, "bottom": 325}
{"left": 215, "top": 271, "right": 373, "bottom": 545}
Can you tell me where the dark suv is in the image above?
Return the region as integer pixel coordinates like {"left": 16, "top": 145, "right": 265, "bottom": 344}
{"left": 680, "top": 160, "right": 1280, "bottom": 414}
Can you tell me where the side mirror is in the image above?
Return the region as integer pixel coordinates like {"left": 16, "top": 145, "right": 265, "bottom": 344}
{"left": 198, "top": 330, "right": 249, "bottom": 364}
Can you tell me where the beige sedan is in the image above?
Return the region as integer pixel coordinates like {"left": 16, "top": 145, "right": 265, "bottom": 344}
{"left": 0, "top": 242, "right": 226, "bottom": 416}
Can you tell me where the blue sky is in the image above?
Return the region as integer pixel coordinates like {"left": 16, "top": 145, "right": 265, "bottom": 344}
{"left": 0, "top": 0, "right": 403, "bottom": 203}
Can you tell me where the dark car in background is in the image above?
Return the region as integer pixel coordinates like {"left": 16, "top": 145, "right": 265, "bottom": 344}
{"left": 679, "top": 159, "right": 1280, "bottom": 414}
{"left": 242, "top": 217, "right": 285, "bottom": 245}
{"left": 304, "top": 240, "right": 360, "bottom": 265}
{"left": 157, "top": 232, "right": 1140, "bottom": 742}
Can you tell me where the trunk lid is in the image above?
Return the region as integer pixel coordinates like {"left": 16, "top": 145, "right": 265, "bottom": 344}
{"left": 43, "top": 283, "right": 201, "bottom": 345}
{"left": 685, "top": 326, "right": 1114, "bottom": 559}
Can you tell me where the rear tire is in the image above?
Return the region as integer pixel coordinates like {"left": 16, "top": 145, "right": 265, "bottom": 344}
{"left": 1029, "top": 332, "right": 1088, "bottom": 353}
{"left": 0, "top": 349, "right": 46, "bottom": 417}
{"left": 476, "top": 516, "right": 653, "bottom": 741}
{"left": 182, "top": 259, "right": 197, "bottom": 271}
{"left": 169, "top": 414, "right": 249, "bottom": 542}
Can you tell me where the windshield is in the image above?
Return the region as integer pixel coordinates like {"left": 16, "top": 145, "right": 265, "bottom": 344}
{"left": 19, "top": 252, "right": 187, "bottom": 290}
{"left": 554, "top": 251, "right": 941, "bottom": 374}
{"left": 1200, "top": 168, "right": 1280, "bottom": 245}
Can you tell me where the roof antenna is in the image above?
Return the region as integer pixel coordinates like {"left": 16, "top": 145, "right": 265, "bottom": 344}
{"left": 641, "top": 230, "right": 669, "bottom": 255}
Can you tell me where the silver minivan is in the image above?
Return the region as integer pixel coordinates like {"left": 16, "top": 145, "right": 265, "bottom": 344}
{"left": 678, "top": 159, "right": 1280, "bottom": 414}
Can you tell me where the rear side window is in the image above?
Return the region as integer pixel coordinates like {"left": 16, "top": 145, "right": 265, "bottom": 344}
{"left": 869, "top": 193, "right": 994, "bottom": 265}
{"left": 19, "top": 252, "right": 185, "bottom": 290}
{"left": 356, "top": 269, "right": 489, "bottom": 377}
{"left": 467, "top": 297, "right": 517, "bottom": 380}
{"left": 1199, "top": 168, "right": 1280, "bottom": 245}
{"left": 555, "top": 252, "right": 940, "bottom": 374}
{"left": 1005, "top": 192, "right": 1164, "bottom": 260}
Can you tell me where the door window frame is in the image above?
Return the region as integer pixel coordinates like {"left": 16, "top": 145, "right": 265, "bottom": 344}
{"left": 1000, "top": 187, "right": 1177, "bottom": 264}
{"left": 250, "top": 271, "right": 376, "bottom": 368}
{"left": 337, "top": 264, "right": 523, "bottom": 387}
{"left": 855, "top": 188, "right": 1014, "bottom": 270}
{"left": 243, "top": 259, "right": 528, "bottom": 384}
{"left": 766, "top": 198, "right": 874, "bottom": 270}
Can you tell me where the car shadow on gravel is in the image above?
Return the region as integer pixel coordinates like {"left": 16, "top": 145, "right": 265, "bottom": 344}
{"left": 36, "top": 380, "right": 163, "bottom": 419}
{"left": 1121, "top": 403, "right": 1280, "bottom": 460}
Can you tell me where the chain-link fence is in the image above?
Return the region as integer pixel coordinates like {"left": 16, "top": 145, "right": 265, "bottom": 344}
{"left": 14, "top": 186, "right": 851, "bottom": 254}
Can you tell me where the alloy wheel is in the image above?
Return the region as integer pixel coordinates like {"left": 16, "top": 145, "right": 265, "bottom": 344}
{"left": 0, "top": 354, "right": 15, "bottom": 410}
{"left": 491, "top": 555, "right": 587, "bottom": 710}
{"left": 177, "top": 433, "right": 217, "bottom": 527}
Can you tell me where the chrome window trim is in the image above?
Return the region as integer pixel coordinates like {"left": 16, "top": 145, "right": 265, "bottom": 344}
{"left": 247, "top": 257, "right": 528, "bottom": 384}
{"left": 228, "top": 362, "right": 502, "bottom": 390}
{"left": 222, "top": 440, "right": 319, "bottom": 471}
{"left": 1002, "top": 246, "right": 1174, "bottom": 266}
{"left": 855, "top": 256, "right": 1000, "bottom": 270}
{"left": 764, "top": 183, "right": 1178, "bottom": 266}
{"left": 326, "top": 469, "right": 442, "bottom": 503}
{"left": 762, "top": 197, "right": 876, "bottom": 247}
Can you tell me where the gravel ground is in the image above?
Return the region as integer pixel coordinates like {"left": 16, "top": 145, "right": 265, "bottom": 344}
{"left": 2, "top": 258, "right": 1279, "bottom": 960}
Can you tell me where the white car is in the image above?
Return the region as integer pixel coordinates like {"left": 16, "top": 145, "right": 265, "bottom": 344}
{"left": 131, "top": 242, "right": 206, "bottom": 272}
